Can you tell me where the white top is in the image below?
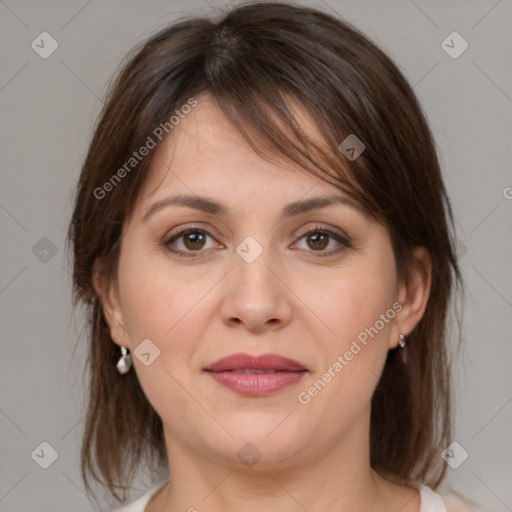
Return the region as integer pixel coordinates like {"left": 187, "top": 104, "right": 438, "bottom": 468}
{"left": 114, "top": 482, "right": 474, "bottom": 512}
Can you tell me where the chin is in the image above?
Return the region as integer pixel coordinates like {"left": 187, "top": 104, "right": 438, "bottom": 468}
{"left": 201, "top": 417, "right": 312, "bottom": 468}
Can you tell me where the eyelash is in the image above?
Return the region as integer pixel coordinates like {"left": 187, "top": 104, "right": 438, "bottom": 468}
{"left": 162, "top": 224, "right": 351, "bottom": 259}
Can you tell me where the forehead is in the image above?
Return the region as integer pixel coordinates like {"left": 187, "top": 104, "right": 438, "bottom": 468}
{"left": 134, "top": 96, "right": 346, "bottom": 214}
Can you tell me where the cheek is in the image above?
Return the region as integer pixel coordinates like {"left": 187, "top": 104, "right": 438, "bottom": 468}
{"left": 115, "top": 247, "right": 208, "bottom": 421}
{"left": 295, "top": 283, "right": 395, "bottom": 433}
{"left": 116, "top": 243, "right": 220, "bottom": 383}
{"left": 306, "top": 261, "right": 396, "bottom": 393}
{"left": 117, "top": 242, "right": 203, "bottom": 340}
{"left": 309, "top": 263, "right": 395, "bottom": 345}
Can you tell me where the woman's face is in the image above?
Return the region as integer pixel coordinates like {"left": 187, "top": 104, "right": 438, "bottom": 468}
{"left": 101, "top": 97, "right": 426, "bottom": 469}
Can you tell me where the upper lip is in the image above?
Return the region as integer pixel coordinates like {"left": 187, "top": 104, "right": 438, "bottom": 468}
{"left": 204, "top": 353, "right": 308, "bottom": 372}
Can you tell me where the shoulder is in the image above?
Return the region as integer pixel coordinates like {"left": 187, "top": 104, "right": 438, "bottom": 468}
{"left": 442, "top": 493, "right": 486, "bottom": 512}
{"left": 113, "top": 482, "right": 167, "bottom": 512}
{"left": 112, "top": 482, "right": 482, "bottom": 512}
{"left": 420, "top": 485, "right": 485, "bottom": 512}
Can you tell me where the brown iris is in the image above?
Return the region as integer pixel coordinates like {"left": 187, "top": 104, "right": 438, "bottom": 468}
{"left": 180, "top": 229, "right": 330, "bottom": 252}
{"left": 183, "top": 230, "right": 206, "bottom": 250}
{"left": 306, "top": 232, "right": 329, "bottom": 251}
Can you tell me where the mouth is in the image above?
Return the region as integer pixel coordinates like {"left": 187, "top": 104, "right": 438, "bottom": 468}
{"left": 204, "top": 353, "right": 308, "bottom": 396}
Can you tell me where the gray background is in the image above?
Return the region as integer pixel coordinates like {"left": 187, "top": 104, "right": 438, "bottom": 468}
{"left": 1, "top": 0, "right": 511, "bottom": 511}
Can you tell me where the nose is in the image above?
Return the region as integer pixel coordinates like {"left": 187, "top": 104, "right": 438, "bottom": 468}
{"left": 219, "top": 247, "right": 294, "bottom": 333}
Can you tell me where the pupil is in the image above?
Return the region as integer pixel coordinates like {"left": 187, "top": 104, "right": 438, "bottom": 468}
{"left": 309, "top": 233, "right": 327, "bottom": 250}
{"left": 185, "top": 231, "right": 204, "bottom": 249}
{"left": 182, "top": 231, "right": 329, "bottom": 251}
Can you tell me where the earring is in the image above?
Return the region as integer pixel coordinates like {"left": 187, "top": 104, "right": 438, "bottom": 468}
{"left": 398, "top": 334, "right": 408, "bottom": 364}
{"left": 116, "top": 345, "right": 133, "bottom": 374}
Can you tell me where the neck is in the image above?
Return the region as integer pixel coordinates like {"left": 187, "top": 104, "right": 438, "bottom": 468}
{"left": 151, "top": 414, "right": 405, "bottom": 512}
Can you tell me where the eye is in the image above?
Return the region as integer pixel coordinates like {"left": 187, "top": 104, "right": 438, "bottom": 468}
{"left": 294, "top": 226, "right": 351, "bottom": 257}
{"left": 163, "top": 227, "right": 220, "bottom": 258}
{"left": 163, "top": 224, "right": 351, "bottom": 259}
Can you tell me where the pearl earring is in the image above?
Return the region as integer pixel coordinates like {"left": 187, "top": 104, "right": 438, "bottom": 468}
{"left": 116, "top": 345, "right": 133, "bottom": 374}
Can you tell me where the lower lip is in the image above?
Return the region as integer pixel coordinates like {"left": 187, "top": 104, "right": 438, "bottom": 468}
{"left": 206, "top": 371, "right": 307, "bottom": 396}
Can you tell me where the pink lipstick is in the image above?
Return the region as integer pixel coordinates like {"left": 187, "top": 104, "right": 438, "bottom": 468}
{"left": 204, "top": 353, "right": 308, "bottom": 396}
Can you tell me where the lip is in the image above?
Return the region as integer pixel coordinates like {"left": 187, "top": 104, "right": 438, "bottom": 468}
{"left": 204, "top": 353, "right": 308, "bottom": 396}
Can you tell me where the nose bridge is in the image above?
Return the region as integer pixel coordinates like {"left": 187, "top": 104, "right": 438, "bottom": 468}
{"left": 221, "top": 236, "right": 293, "bottom": 331}
{"left": 233, "top": 237, "right": 280, "bottom": 307}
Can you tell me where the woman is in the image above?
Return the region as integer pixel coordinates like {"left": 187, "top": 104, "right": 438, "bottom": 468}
{"left": 67, "top": 2, "right": 476, "bottom": 510}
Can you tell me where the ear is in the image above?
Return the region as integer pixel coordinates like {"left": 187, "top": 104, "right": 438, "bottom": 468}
{"left": 92, "top": 259, "right": 130, "bottom": 349}
{"left": 389, "top": 246, "right": 432, "bottom": 349}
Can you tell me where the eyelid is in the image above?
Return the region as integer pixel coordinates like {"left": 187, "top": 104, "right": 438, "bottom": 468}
{"left": 163, "top": 222, "right": 351, "bottom": 258}
{"left": 291, "top": 224, "right": 352, "bottom": 257}
{"left": 165, "top": 222, "right": 223, "bottom": 242}
{"left": 163, "top": 224, "right": 222, "bottom": 257}
{"left": 294, "top": 223, "right": 349, "bottom": 241}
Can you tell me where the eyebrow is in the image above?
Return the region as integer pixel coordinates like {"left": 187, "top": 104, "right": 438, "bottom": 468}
{"left": 142, "top": 193, "right": 363, "bottom": 222}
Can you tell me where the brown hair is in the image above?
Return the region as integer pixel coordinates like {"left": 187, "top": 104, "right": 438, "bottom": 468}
{"left": 67, "top": 1, "right": 462, "bottom": 502}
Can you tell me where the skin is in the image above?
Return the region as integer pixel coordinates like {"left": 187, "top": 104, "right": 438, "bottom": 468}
{"left": 95, "top": 96, "right": 432, "bottom": 512}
